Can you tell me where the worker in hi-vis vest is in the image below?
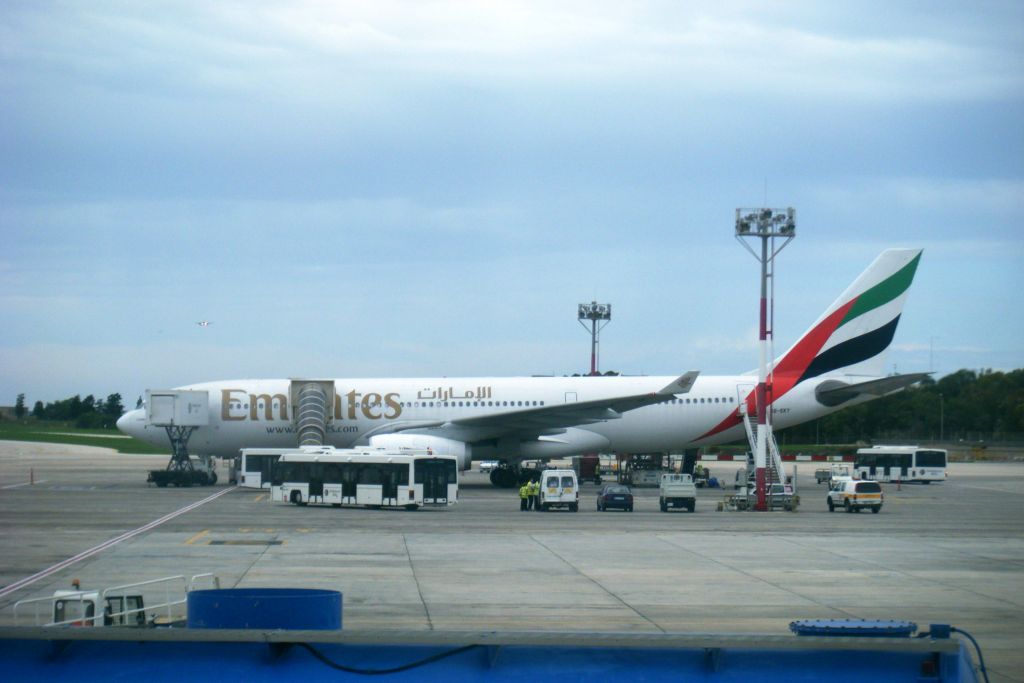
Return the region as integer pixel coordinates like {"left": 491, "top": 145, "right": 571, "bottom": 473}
{"left": 528, "top": 478, "right": 540, "bottom": 510}
{"left": 519, "top": 482, "right": 530, "bottom": 511}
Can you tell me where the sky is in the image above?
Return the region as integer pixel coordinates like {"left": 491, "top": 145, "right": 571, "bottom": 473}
{"left": 1, "top": 1, "right": 1022, "bottom": 406}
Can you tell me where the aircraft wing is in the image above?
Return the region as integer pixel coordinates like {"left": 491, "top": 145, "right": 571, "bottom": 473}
{"left": 815, "top": 372, "right": 929, "bottom": 407}
{"left": 424, "top": 371, "right": 699, "bottom": 442}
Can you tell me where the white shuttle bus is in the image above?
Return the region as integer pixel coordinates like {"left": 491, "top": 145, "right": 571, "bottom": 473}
{"left": 261, "top": 446, "right": 458, "bottom": 510}
{"left": 239, "top": 450, "right": 282, "bottom": 488}
{"left": 854, "top": 445, "right": 947, "bottom": 483}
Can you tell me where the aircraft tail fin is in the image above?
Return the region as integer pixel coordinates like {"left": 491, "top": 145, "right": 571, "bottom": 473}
{"left": 770, "top": 248, "right": 922, "bottom": 393}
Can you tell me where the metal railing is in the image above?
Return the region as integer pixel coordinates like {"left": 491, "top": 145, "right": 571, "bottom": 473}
{"left": 13, "top": 573, "right": 219, "bottom": 627}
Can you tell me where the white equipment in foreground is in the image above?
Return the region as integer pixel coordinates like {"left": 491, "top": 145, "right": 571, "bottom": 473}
{"left": 262, "top": 446, "right": 458, "bottom": 510}
{"left": 854, "top": 445, "right": 948, "bottom": 483}
{"left": 14, "top": 574, "right": 219, "bottom": 628}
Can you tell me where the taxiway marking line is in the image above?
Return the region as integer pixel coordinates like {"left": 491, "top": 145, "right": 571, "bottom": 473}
{"left": 0, "top": 487, "right": 236, "bottom": 600}
{"left": 1, "top": 480, "right": 49, "bottom": 490}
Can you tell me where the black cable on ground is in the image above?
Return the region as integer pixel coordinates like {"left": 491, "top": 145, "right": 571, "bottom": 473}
{"left": 950, "top": 627, "right": 990, "bottom": 683}
{"left": 299, "top": 629, "right": 992, "bottom": 680}
{"left": 917, "top": 625, "right": 990, "bottom": 683}
{"left": 296, "top": 641, "right": 481, "bottom": 676}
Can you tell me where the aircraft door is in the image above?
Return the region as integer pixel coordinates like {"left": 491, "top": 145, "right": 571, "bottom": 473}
{"left": 735, "top": 384, "right": 757, "bottom": 448}
{"left": 736, "top": 384, "right": 756, "bottom": 412}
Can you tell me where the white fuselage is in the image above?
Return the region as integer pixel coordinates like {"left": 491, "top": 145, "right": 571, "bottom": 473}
{"left": 116, "top": 249, "right": 923, "bottom": 470}
{"left": 117, "top": 374, "right": 861, "bottom": 466}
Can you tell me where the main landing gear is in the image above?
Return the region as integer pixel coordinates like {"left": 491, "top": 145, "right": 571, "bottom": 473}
{"left": 489, "top": 463, "right": 519, "bottom": 488}
{"left": 489, "top": 463, "right": 542, "bottom": 488}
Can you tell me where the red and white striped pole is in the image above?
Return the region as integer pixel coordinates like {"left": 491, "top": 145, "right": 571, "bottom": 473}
{"left": 755, "top": 236, "right": 769, "bottom": 511}
{"left": 735, "top": 208, "right": 796, "bottom": 512}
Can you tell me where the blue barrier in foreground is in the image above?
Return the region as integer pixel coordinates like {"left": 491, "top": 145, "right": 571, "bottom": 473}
{"left": 187, "top": 588, "right": 342, "bottom": 630}
{"left": 0, "top": 628, "right": 979, "bottom": 682}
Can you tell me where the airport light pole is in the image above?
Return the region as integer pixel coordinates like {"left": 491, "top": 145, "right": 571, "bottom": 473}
{"left": 578, "top": 302, "right": 612, "bottom": 376}
{"left": 735, "top": 207, "right": 796, "bottom": 511}
{"left": 939, "top": 393, "right": 944, "bottom": 442}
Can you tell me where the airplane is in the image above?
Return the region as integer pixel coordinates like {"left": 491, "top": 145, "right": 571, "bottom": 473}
{"left": 118, "top": 248, "right": 927, "bottom": 487}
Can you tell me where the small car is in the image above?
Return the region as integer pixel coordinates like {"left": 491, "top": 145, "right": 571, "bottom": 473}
{"left": 737, "top": 481, "right": 796, "bottom": 511}
{"left": 596, "top": 484, "right": 634, "bottom": 512}
{"left": 827, "top": 478, "right": 883, "bottom": 513}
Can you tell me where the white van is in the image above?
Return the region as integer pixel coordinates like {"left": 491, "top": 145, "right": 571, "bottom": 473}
{"left": 537, "top": 469, "right": 579, "bottom": 512}
{"left": 827, "top": 478, "right": 884, "bottom": 513}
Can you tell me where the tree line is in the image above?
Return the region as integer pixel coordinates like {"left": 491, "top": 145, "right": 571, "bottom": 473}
{"left": 13, "top": 392, "right": 126, "bottom": 429}
{"left": 777, "top": 368, "right": 1024, "bottom": 445}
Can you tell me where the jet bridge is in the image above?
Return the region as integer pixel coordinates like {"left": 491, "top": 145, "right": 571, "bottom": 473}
{"left": 145, "top": 390, "right": 213, "bottom": 487}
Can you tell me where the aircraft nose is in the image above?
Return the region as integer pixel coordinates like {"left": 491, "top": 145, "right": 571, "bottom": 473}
{"left": 116, "top": 409, "right": 141, "bottom": 436}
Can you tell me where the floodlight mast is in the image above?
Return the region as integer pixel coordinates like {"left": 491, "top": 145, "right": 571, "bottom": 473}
{"left": 578, "top": 302, "right": 612, "bottom": 376}
{"left": 734, "top": 207, "right": 796, "bottom": 511}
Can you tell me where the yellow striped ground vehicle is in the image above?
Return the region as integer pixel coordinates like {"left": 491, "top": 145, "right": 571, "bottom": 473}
{"left": 827, "top": 479, "right": 883, "bottom": 513}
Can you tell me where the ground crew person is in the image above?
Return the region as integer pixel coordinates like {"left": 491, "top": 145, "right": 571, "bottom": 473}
{"left": 519, "top": 481, "right": 530, "bottom": 511}
{"left": 528, "top": 478, "right": 540, "bottom": 510}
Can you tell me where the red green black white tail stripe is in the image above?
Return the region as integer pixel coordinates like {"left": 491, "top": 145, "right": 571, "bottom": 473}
{"left": 700, "top": 249, "right": 922, "bottom": 439}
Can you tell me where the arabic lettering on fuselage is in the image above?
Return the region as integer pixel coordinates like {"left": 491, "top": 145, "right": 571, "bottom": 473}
{"left": 219, "top": 386, "right": 495, "bottom": 422}
{"left": 415, "top": 386, "right": 493, "bottom": 402}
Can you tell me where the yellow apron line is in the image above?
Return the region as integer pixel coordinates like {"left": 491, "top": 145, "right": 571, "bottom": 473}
{"left": 185, "top": 528, "right": 210, "bottom": 544}
{"left": 254, "top": 494, "right": 267, "bottom": 502}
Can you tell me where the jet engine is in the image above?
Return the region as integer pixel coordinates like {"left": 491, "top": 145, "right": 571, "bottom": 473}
{"left": 367, "top": 434, "right": 471, "bottom": 471}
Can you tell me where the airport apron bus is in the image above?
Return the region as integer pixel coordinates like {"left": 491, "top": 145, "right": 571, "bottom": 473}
{"left": 239, "top": 450, "right": 281, "bottom": 488}
{"left": 262, "top": 446, "right": 458, "bottom": 510}
{"left": 854, "top": 445, "right": 948, "bottom": 483}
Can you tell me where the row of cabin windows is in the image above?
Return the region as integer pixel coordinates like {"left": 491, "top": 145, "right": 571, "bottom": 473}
{"left": 235, "top": 396, "right": 736, "bottom": 411}
{"left": 668, "top": 396, "right": 735, "bottom": 404}
{"left": 383, "top": 398, "right": 735, "bottom": 408}
{"left": 234, "top": 400, "right": 546, "bottom": 409}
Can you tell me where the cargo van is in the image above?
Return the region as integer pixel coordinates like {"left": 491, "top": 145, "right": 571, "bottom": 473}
{"left": 659, "top": 473, "right": 697, "bottom": 512}
{"left": 537, "top": 469, "right": 579, "bottom": 512}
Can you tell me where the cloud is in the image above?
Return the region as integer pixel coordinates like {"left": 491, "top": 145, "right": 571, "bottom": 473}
{"left": 3, "top": 1, "right": 1020, "bottom": 104}
{"left": 810, "top": 178, "right": 1024, "bottom": 215}
{"left": 0, "top": 1, "right": 1021, "bottom": 404}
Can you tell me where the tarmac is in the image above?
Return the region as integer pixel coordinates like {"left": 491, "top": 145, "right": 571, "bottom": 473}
{"left": 0, "top": 441, "right": 1022, "bottom": 682}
